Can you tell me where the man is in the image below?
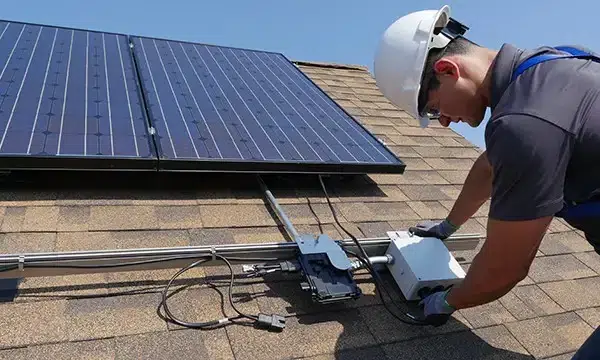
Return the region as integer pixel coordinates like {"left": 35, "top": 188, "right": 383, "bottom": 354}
{"left": 373, "top": 5, "right": 600, "bottom": 359}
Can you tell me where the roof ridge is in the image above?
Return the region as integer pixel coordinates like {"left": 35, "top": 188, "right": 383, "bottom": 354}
{"left": 292, "top": 60, "right": 369, "bottom": 72}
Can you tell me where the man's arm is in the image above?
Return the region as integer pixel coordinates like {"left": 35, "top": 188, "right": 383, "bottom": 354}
{"left": 443, "top": 114, "right": 572, "bottom": 310}
{"left": 446, "top": 151, "right": 493, "bottom": 227}
{"left": 446, "top": 216, "right": 552, "bottom": 309}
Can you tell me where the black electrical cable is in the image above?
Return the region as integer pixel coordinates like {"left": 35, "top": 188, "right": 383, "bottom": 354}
{"left": 0, "top": 255, "right": 279, "bottom": 273}
{"left": 317, "top": 175, "right": 428, "bottom": 326}
{"left": 160, "top": 254, "right": 259, "bottom": 329}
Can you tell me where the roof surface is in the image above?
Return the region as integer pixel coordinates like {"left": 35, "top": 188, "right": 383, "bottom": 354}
{"left": 0, "top": 60, "right": 596, "bottom": 360}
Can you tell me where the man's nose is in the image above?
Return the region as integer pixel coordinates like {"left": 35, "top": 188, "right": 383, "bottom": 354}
{"left": 437, "top": 115, "right": 451, "bottom": 127}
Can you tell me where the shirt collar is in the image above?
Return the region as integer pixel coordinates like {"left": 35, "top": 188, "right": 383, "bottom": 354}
{"left": 490, "top": 43, "right": 524, "bottom": 111}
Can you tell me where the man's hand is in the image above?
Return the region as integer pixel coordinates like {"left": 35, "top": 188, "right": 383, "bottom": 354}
{"left": 408, "top": 219, "right": 459, "bottom": 239}
{"left": 420, "top": 288, "right": 455, "bottom": 327}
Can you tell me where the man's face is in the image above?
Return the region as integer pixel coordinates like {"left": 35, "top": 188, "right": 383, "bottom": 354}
{"left": 422, "top": 59, "right": 487, "bottom": 128}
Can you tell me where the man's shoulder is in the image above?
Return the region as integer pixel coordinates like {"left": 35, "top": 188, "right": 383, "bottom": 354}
{"left": 484, "top": 113, "right": 570, "bottom": 159}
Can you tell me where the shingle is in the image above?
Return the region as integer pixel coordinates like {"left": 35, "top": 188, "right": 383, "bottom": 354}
{"left": 0, "top": 300, "right": 68, "bottom": 349}
{"left": 381, "top": 325, "right": 530, "bottom": 360}
{"left": 189, "top": 228, "right": 240, "bottom": 246}
{"left": 356, "top": 221, "right": 393, "bottom": 237}
{"left": 435, "top": 137, "right": 466, "bottom": 147}
{"left": 538, "top": 231, "right": 593, "bottom": 255}
{"left": 17, "top": 273, "right": 109, "bottom": 301}
{"left": 500, "top": 285, "right": 564, "bottom": 320}
{"left": 0, "top": 337, "right": 115, "bottom": 360}
{"left": 364, "top": 124, "right": 398, "bottom": 135}
{"left": 358, "top": 116, "right": 395, "bottom": 126}
{"left": 539, "top": 277, "right": 600, "bottom": 310}
{"left": 89, "top": 205, "right": 158, "bottom": 231}
{"left": 231, "top": 226, "right": 288, "bottom": 244}
{"left": 544, "top": 353, "right": 577, "bottom": 360}
{"left": 296, "top": 346, "right": 388, "bottom": 360}
{"left": 22, "top": 206, "right": 59, "bottom": 232}
{"left": 359, "top": 304, "right": 472, "bottom": 344}
{"left": 55, "top": 231, "right": 117, "bottom": 251}
{"left": 576, "top": 307, "right": 600, "bottom": 328}
{"left": 65, "top": 292, "right": 167, "bottom": 341}
{"left": 0, "top": 190, "right": 57, "bottom": 207}
{"left": 114, "top": 328, "right": 234, "bottom": 360}
{"left": 442, "top": 185, "right": 465, "bottom": 201}
{"left": 428, "top": 127, "right": 465, "bottom": 137}
{"left": 296, "top": 223, "right": 343, "bottom": 240}
{"left": 505, "top": 312, "right": 593, "bottom": 358}
{"left": 195, "top": 187, "right": 237, "bottom": 204}
{"left": 573, "top": 251, "right": 600, "bottom": 274}
{"left": 159, "top": 285, "right": 260, "bottom": 330}
{"left": 226, "top": 309, "right": 377, "bottom": 360}
{"left": 111, "top": 230, "right": 190, "bottom": 249}
{"left": 280, "top": 203, "right": 322, "bottom": 224}
{"left": 0, "top": 232, "right": 56, "bottom": 253}
{"left": 389, "top": 145, "right": 421, "bottom": 157}
{"left": 548, "top": 218, "right": 574, "bottom": 233}
{"left": 1, "top": 206, "right": 25, "bottom": 232}
{"left": 399, "top": 157, "right": 434, "bottom": 170}
{"left": 406, "top": 201, "right": 449, "bottom": 219}
{"left": 199, "top": 204, "right": 277, "bottom": 227}
{"left": 105, "top": 267, "right": 205, "bottom": 294}
{"left": 528, "top": 254, "right": 596, "bottom": 283}
{"left": 155, "top": 205, "right": 203, "bottom": 229}
{"left": 458, "top": 300, "right": 517, "bottom": 328}
{"left": 369, "top": 171, "right": 449, "bottom": 185}
{"left": 335, "top": 202, "right": 419, "bottom": 222}
{"left": 437, "top": 170, "right": 469, "bottom": 184}
{"left": 386, "top": 133, "right": 419, "bottom": 145}
{"left": 423, "top": 157, "right": 476, "bottom": 170}
{"left": 412, "top": 146, "right": 480, "bottom": 158}
{"left": 398, "top": 185, "right": 453, "bottom": 201}
{"left": 57, "top": 206, "right": 90, "bottom": 231}
{"left": 410, "top": 136, "right": 442, "bottom": 147}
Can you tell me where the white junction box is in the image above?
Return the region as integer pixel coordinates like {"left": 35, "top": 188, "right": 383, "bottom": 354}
{"left": 385, "top": 231, "right": 466, "bottom": 301}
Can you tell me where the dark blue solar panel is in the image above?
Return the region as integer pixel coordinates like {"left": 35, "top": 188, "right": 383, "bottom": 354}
{"left": 131, "top": 36, "right": 404, "bottom": 173}
{"left": 0, "top": 21, "right": 156, "bottom": 170}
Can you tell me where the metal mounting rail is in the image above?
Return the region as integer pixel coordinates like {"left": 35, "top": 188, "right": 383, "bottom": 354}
{"left": 0, "top": 233, "right": 483, "bottom": 279}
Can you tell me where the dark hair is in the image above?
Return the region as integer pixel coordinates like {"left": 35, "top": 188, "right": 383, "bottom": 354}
{"left": 417, "top": 36, "right": 479, "bottom": 115}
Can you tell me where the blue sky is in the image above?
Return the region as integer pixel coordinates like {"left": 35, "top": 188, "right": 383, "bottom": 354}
{"left": 2, "top": 0, "right": 598, "bottom": 148}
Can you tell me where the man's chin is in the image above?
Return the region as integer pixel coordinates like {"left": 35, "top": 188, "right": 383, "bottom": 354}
{"left": 466, "top": 117, "right": 483, "bottom": 128}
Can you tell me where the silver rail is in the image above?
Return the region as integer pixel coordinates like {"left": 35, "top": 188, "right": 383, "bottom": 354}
{"left": 0, "top": 233, "right": 483, "bottom": 278}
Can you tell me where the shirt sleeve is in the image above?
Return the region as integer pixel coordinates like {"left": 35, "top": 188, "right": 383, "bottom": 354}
{"left": 485, "top": 114, "right": 573, "bottom": 221}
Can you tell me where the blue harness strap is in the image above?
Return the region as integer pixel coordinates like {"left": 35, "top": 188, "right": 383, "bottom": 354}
{"left": 511, "top": 46, "right": 600, "bottom": 219}
{"left": 512, "top": 46, "right": 600, "bottom": 81}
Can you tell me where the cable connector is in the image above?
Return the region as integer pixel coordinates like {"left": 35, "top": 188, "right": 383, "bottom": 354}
{"left": 279, "top": 260, "right": 299, "bottom": 273}
{"left": 255, "top": 313, "right": 286, "bottom": 332}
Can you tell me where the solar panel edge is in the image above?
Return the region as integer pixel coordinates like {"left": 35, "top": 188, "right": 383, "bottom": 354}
{"left": 158, "top": 157, "right": 405, "bottom": 175}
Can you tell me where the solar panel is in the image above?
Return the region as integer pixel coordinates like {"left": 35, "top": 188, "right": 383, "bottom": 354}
{"left": 0, "top": 21, "right": 156, "bottom": 170}
{"left": 131, "top": 36, "right": 405, "bottom": 174}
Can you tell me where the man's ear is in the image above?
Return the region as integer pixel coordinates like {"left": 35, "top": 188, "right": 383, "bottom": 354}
{"left": 433, "top": 58, "right": 460, "bottom": 80}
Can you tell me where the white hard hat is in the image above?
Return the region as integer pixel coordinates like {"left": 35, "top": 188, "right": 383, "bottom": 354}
{"left": 373, "top": 6, "right": 454, "bottom": 128}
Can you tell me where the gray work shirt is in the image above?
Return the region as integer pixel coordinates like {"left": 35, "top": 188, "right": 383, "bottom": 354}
{"left": 485, "top": 43, "right": 600, "bottom": 239}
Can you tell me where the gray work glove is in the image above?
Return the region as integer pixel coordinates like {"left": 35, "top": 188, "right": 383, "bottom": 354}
{"left": 408, "top": 219, "right": 459, "bottom": 240}
{"left": 419, "top": 289, "right": 455, "bottom": 327}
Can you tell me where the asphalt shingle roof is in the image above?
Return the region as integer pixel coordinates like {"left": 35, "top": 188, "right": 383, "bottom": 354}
{"left": 0, "top": 60, "right": 596, "bottom": 359}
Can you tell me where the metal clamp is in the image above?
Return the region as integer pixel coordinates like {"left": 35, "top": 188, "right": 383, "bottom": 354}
{"left": 18, "top": 255, "right": 25, "bottom": 271}
{"left": 210, "top": 247, "right": 216, "bottom": 261}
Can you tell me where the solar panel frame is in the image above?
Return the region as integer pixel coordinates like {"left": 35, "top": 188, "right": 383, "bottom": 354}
{"left": 130, "top": 35, "right": 405, "bottom": 175}
{"left": 0, "top": 19, "right": 158, "bottom": 172}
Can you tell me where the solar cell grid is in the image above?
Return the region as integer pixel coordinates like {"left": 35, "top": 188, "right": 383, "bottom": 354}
{"left": 0, "top": 18, "right": 404, "bottom": 174}
{"left": 0, "top": 20, "right": 156, "bottom": 170}
{"left": 131, "top": 36, "right": 404, "bottom": 173}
